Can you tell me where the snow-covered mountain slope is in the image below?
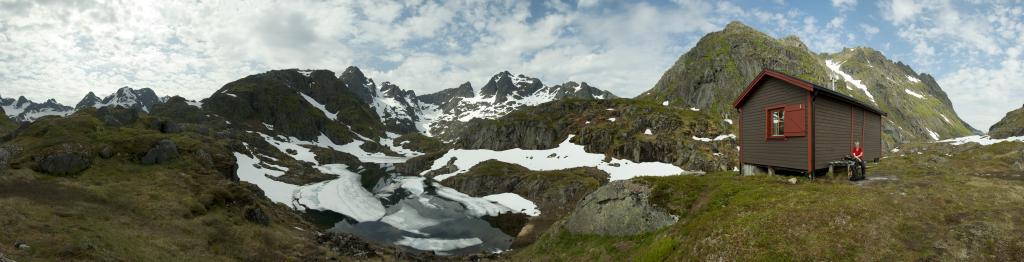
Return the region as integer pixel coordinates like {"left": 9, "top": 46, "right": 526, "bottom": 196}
{"left": 415, "top": 71, "right": 617, "bottom": 139}
{"left": 0, "top": 95, "right": 73, "bottom": 122}
{"left": 75, "top": 87, "right": 163, "bottom": 112}
{"left": 331, "top": 68, "right": 617, "bottom": 139}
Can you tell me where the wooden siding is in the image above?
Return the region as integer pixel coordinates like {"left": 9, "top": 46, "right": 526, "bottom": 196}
{"left": 812, "top": 95, "right": 852, "bottom": 169}
{"left": 738, "top": 78, "right": 809, "bottom": 170}
{"left": 863, "top": 110, "right": 882, "bottom": 162}
{"left": 813, "top": 94, "right": 883, "bottom": 169}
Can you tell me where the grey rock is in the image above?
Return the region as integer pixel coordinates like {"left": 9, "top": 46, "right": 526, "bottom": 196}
{"left": 149, "top": 119, "right": 181, "bottom": 133}
{"left": 35, "top": 144, "right": 91, "bottom": 175}
{"left": 244, "top": 206, "right": 270, "bottom": 226}
{"left": 99, "top": 145, "right": 114, "bottom": 159}
{"left": 563, "top": 180, "right": 677, "bottom": 236}
{"left": 14, "top": 241, "right": 29, "bottom": 250}
{"left": 0, "top": 252, "right": 16, "bottom": 262}
{"left": 1014, "top": 160, "right": 1023, "bottom": 171}
{"left": 418, "top": 82, "right": 474, "bottom": 105}
{"left": 194, "top": 148, "right": 213, "bottom": 167}
{"left": 0, "top": 148, "right": 9, "bottom": 175}
{"left": 140, "top": 139, "right": 179, "bottom": 165}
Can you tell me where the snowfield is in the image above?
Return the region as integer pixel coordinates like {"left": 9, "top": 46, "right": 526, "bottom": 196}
{"left": 940, "top": 135, "right": 1024, "bottom": 146}
{"left": 423, "top": 135, "right": 691, "bottom": 181}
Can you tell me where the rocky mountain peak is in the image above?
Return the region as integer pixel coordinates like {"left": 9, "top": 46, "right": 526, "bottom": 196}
{"left": 480, "top": 71, "right": 543, "bottom": 103}
{"left": 76, "top": 86, "right": 162, "bottom": 113}
{"left": 417, "top": 82, "right": 475, "bottom": 105}
{"left": 16, "top": 96, "right": 30, "bottom": 107}
{"left": 340, "top": 66, "right": 376, "bottom": 103}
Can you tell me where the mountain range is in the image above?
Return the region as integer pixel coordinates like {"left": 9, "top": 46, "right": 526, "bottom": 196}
{"left": 3, "top": 21, "right": 1024, "bottom": 260}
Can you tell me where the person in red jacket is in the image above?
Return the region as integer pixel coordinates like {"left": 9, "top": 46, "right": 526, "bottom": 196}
{"left": 851, "top": 141, "right": 865, "bottom": 178}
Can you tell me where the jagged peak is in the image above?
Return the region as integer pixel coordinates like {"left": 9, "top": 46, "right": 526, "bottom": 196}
{"left": 724, "top": 20, "right": 754, "bottom": 31}
{"left": 342, "top": 66, "right": 366, "bottom": 78}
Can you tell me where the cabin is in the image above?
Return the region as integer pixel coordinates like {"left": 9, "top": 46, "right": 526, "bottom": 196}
{"left": 733, "top": 69, "right": 885, "bottom": 175}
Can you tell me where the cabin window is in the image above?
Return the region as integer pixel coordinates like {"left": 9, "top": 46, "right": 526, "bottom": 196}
{"left": 765, "top": 104, "right": 806, "bottom": 139}
{"left": 769, "top": 109, "right": 784, "bottom": 137}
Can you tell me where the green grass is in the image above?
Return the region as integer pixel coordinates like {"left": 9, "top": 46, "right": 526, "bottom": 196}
{"left": 514, "top": 156, "right": 1024, "bottom": 261}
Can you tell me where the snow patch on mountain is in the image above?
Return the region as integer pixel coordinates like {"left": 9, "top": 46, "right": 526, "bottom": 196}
{"left": 940, "top": 135, "right": 1024, "bottom": 146}
{"left": 424, "top": 135, "right": 690, "bottom": 181}
{"left": 826, "top": 59, "right": 876, "bottom": 103}
{"left": 904, "top": 89, "right": 925, "bottom": 99}
{"left": 692, "top": 134, "right": 736, "bottom": 142}
{"left": 926, "top": 128, "right": 940, "bottom": 140}
{"left": 906, "top": 75, "right": 921, "bottom": 83}
{"left": 300, "top": 92, "right": 339, "bottom": 121}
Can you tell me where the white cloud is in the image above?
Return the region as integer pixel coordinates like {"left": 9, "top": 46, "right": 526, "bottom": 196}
{"left": 940, "top": 56, "right": 1024, "bottom": 130}
{"left": 577, "top": 0, "right": 601, "bottom": 8}
{"left": 832, "top": 0, "right": 857, "bottom": 10}
{"left": 860, "top": 23, "right": 880, "bottom": 39}
{"left": 880, "top": 0, "right": 923, "bottom": 24}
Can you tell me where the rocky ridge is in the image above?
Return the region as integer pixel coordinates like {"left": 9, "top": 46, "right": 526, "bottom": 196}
{"left": 989, "top": 105, "right": 1024, "bottom": 139}
{"left": 638, "top": 21, "right": 974, "bottom": 149}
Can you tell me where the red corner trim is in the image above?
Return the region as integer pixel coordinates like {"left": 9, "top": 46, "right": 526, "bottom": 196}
{"left": 807, "top": 93, "right": 814, "bottom": 172}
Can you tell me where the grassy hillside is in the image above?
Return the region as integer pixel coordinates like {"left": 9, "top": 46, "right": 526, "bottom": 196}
{"left": 989, "top": 106, "right": 1024, "bottom": 139}
{"left": 0, "top": 110, "right": 333, "bottom": 260}
{"left": 515, "top": 141, "right": 1024, "bottom": 261}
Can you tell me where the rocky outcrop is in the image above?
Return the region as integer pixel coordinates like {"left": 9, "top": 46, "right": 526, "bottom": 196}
{"left": 34, "top": 143, "right": 92, "bottom": 175}
{"left": 149, "top": 96, "right": 209, "bottom": 124}
{"left": 989, "top": 105, "right": 1024, "bottom": 139}
{"left": 440, "top": 160, "right": 608, "bottom": 247}
{"left": 94, "top": 106, "right": 140, "bottom": 127}
{"left": 141, "top": 139, "right": 179, "bottom": 165}
{"left": 418, "top": 82, "right": 474, "bottom": 106}
{"left": 244, "top": 206, "right": 271, "bottom": 226}
{"left": 0, "top": 147, "right": 10, "bottom": 175}
{"left": 149, "top": 118, "right": 182, "bottom": 133}
{"left": 562, "top": 180, "right": 677, "bottom": 236}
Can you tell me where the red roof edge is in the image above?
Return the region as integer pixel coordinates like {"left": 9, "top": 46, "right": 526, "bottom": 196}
{"left": 732, "top": 69, "right": 814, "bottom": 108}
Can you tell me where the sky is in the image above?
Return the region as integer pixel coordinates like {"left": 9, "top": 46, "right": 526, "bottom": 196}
{"left": 0, "top": 0, "right": 1021, "bottom": 130}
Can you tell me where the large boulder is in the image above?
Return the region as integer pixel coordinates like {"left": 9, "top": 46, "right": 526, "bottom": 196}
{"left": 34, "top": 144, "right": 92, "bottom": 175}
{"left": 562, "top": 180, "right": 677, "bottom": 236}
{"left": 0, "top": 147, "right": 10, "bottom": 175}
{"left": 141, "top": 139, "right": 179, "bottom": 165}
